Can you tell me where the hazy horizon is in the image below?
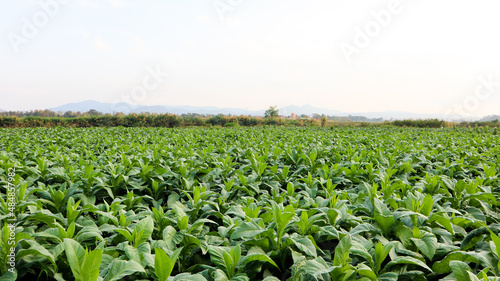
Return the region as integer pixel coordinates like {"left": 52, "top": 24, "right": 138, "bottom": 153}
{"left": 2, "top": 0, "right": 500, "bottom": 119}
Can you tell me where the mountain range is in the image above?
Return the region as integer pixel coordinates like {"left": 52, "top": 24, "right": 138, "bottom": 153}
{"left": 42, "top": 100, "right": 485, "bottom": 121}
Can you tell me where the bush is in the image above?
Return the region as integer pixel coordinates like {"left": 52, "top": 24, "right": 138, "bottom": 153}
{"left": 224, "top": 122, "right": 239, "bottom": 127}
{"left": 392, "top": 119, "right": 444, "bottom": 128}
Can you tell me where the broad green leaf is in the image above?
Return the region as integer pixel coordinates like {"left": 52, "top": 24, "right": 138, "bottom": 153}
{"left": 410, "top": 232, "right": 437, "bottom": 260}
{"left": 114, "top": 229, "right": 132, "bottom": 242}
{"left": 374, "top": 242, "right": 395, "bottom": 274}
{"left": 350, "top": 243, "right": 373, "bottom": 266}
{"left": 333, "top": 235, "right": 351, "bottom": 266}
{"left": 102, "top": 260, "right": 145, "bottom": 281}
{"left": 357, "top": 263, "right": 376, "bottom": 281}
{"left": 289, "top": 235, "right": 317, "bottom": 257}
{"left": 377, "top": 272, "right": 398, "bottom": 281}
{"left": 81, "top": 249, "right": 102, "bottom": 281}
{"left": 420, "top": 194, "right": 434, "bottom": 216}
{"left": 64, "top": 238, "right": 86, "bottom": 280}
{"left": 350, "top": 223, "right": 380, "bottom": 236}
{"left": 212, "top": 269, "right": 229, "bottom": 281}
{"left": 208, "top": 246, "right": 239, "bottom": 278}
{"left": 374, "top": 214, "right": 395, "bottom": 235}
{"left": 16, "top": 242, "right": 58, "bottom": 271}
{"left": 170, "top": 273, "right": 208, "bottom": 281}
{"left": 0, "top": 271, "right": 17, "bottom": 281}
{"left": 429, "top": 213, "right": 454, "bottom": 235}
{"left": 132, "top": 216, "right": 154, "bottom": 247}
{"left": 241, "top": 246, "right": 279, "bottom": 269}
{"left": 449, "top": 261, "right": 474, "bottom": 281}
{"left": 154, "top": 247, "right": 182, "bottom": 281}
{"left": 461, "top": 227, "right": 489, "bottom": 251}
{"left": 230, "top": 220, "right": 266, "bottom": 240}
{"left": 383, "top": 256, "right": 432, "bottom": 273}
{"left": 231, "top": 273, "right": 250, "bottom": 281}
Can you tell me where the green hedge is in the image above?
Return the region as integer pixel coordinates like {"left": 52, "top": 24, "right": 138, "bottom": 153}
{"left": 392, "top": 119, "right": 445, "bottom": 128}
{"left": 0, "top": 114, "right": 318, "bottom": 128}
{"left": 8, "top": 115, "right": 486, "bottom": 129}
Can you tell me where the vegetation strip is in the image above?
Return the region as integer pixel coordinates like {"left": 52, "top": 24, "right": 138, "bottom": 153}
{"left": 0, "top": 126, "right": 499, "bottom": 280}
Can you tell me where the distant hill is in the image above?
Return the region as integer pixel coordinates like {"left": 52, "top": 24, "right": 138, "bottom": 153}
{"left": 50, "top": 101, "right": 352, "bottom": 117}
{"left": 279, "top": 104, "right": 346, "bottom": 116}
{"left": 479, "top": 115, "right": 500, "bottom": 122}
{"left": 354, "top": 111, "right": 448, "bottom": 120}
{"left": 44, "top": 100, "right": 491, "bottom": 121}
{"left": 50, "top": 100, "right": 265, "bottom": 116}
{"left": 51, "top": 100, "right": 116, "bottom": 114}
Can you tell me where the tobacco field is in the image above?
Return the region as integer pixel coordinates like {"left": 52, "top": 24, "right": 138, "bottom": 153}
{"left": 1, "top": 126, "right": 500, "bottom": 281}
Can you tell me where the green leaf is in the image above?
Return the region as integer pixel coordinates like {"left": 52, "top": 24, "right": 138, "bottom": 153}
{"left": 16, "top": 241, "right": 58, "bottom": 272}
{"left": 289, "top": 235, "right": 317, "bottom": 257}
{"left": 81, "top": 249, "right": 103, "bottom": 281}
{"left": 333, "top": 235, "right": 352, "bottom": 266}
{"left": 114, "top": 228, "right": 132, "bottom": 243}
{"left": 241, "top": 246, "right": 279, "bottom": 269}
{"left": 432, "top": 251, "right": 479, "bottom": 273}
{"left": 262, "top": 277, "right": 280, "bottom": 281}
{"left": 170, "top": 273, "right": 208, "bottom": 281}
{"left": 377, "top": 272, "right": 398, "bottom": 281}
{"left": 357, "top": 263, "right": 377, "bottom": 281}
{"left": 293, "top": 256, "right": 338, "bottom": 280}
{"left": 64, "top": 238, "right": 86, "bottom": 280}
{"left": 488, "top": 229, "right": 500, "bottom": 258}
{"left": 429, "top": 213, "right": 454, "bottom": 235}
{"left": 212, "top": 269, "right": 229, "bottom": 281}
{"left": 154, "top": 247, "right": 182, "bottom": 281}
{"left": 230, "top": 273, "right": 250, "bottom": 281}
{"left": 420, "top": 194, "right": 434, "bottom": 216}
{"left": 374, "top": 242, "right": 395, "bottom": 274}
{"left": 449, "top": 260, "right": 474, "bottom": 281}
{"left": 162, "top": 226, "right": 183, "bottom": 250}
{"left": 374, "top": 214, "right": 395, "bottom": 235}
{"left": 461, "top": 227, "right": 488, "bottom": 251}
{"left": 350, "top": 223, "right": 380, "bottom": 236}
{"left": 132, "top": 216, "right": 154, "bottom": 247}
{"left": 0, "top": 271, "right": 17, "bottom": 281}
{"left": 102, "top": 260, "right": 145, "bottom": 281}
{"left": 230, "top": 220, "right": 266, "bottom": 240}
{"left": 208, "top": 246, "right": 239, "bottom": 278}
{"left": 383, "top": 256, "right": 432, "bottom": 273}
{"left": 410, "top": 232, "right": 437, "bottom": 260}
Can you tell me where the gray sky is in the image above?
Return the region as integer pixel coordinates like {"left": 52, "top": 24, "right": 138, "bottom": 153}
{"left": 2, "top": 0, "right": 500, "bottom": 117}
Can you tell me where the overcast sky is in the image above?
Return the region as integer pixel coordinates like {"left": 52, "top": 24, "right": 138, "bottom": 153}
{"left": 2, "top": 0, "right": 500, "bottom": 117}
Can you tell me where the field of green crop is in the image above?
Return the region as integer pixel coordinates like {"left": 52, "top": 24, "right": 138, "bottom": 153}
{"left": 1, "top": 127, "right": 500, "bottom": 281}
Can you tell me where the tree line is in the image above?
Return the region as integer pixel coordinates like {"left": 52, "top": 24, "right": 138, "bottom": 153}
{"left": 0, "top": 114, "right": 320, "bottom": 128}
{"left": 1, "top": 108, "right": 498, "bottom": 128}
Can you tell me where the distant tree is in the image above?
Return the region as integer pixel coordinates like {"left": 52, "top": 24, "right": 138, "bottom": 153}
{"left": 264, "top": 106, "right": 279, "bottom": 118}
{"left": 63, "top": 111, "right": 76, "bottom": 118}
{"left": 321, "top": 115, "right": 327, "bottom": 127}
{"left": 86, "top": 109, "right": 102, "bottom": 116}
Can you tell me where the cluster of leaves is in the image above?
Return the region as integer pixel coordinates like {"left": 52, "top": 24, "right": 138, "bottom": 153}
{"left": 0, "top": 126, "right": 500, "bottom": 281}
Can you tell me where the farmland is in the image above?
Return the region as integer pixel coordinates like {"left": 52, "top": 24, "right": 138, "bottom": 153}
{"left": 1, "top": 126, "right": 500, "bottom": 281}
